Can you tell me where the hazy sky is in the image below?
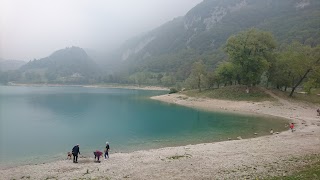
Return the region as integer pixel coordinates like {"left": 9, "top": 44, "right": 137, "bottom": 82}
{"left": 0, "top": 0, "right": 202, "bottom": 61}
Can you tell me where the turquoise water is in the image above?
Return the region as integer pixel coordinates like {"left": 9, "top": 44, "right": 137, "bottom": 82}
{"left": 0, "top": 86, "right": 287, "bottom": 167}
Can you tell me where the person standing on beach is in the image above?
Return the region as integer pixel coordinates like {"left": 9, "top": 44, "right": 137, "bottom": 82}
{"left": 290, "top": 123, "right": 294, "bottom": 132}
{"left": 104, "top": 142, "right": 110, "bottom": 159}
{"left": 72, "top": 144, "right": 80, "bottom": 163}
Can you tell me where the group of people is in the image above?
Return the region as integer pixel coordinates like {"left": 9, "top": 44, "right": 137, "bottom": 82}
{"left": 71, "top": 142, "right": 110, "bottom": 163}
{"left": 93, "top": 142, "right": 110, "bottom": 162}
{"left": 269, "top": 122, "right": 295, "bottom": 134}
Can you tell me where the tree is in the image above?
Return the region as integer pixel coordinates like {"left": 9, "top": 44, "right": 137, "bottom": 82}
{"left": 161, "top": 74, "right": 176, "bottom": 87}
{"left": 214, "top": 62, "right": 236, "bottom": 86}
{"left": 268, "top": 53, "right": 292, "bottom": 91}
{"left": 186, "top": 60, "right": 207, "bottom": 92}
{"left": 205, "top": 71, "right": 216, "bottom": 89}
{"left": 130, "top": 72, "right": 147, "bottom": 86}
{"left": 279, "top": 42, "right": 320, "bottom": 97}
{"left": 157, "top": 73, "right": 163, "bottom": 84}
{"left": 225, "top": 28, "right": 277, "bottom": 92}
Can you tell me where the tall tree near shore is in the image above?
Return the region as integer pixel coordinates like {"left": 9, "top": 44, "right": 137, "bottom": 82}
{"left": 279, "top": 42, "right": 320, "bottom": 97}
{"left": 215, "top": 62, "right": 236, "bottom": 86}
{"left": 224, "top": 29, "right": 277, "bottom": 92}
{"left": 266, "top": 52, "right": 293, "bottom": 91}
{"left": 186, "top": 60, "right": 207, "bottom": 92}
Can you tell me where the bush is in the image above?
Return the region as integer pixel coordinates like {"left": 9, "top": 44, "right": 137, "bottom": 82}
{"left": 169, "top": 88, "right": 179, "bottom": 94}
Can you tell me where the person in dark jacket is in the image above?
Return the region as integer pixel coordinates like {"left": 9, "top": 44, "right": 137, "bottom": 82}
{"left": 104, "top": 142, "right": 110, "bottom": 159}
{"left": 72, "top": 144, "right": 80, "bottom": 163}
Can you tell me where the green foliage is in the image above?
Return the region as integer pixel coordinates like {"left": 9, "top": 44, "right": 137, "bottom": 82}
{"left": 273, "top": 42, "right": 320, "bottom": 96}
{"left": 215, "top": 61, "right": 237, "bottom": 86}
{"left": 111, "top": 0, "right": 320, "bottom": 81}
{"left": 161, "top": 74, "right": 176, "bottom": 87}
{"left": 0, "top": 70, "right": 22, "bottom": 84}
{"left": 268, "top": 155, "right": 320, "bottom": 180}
{"left": 167, "top": 154, "right": 192, "bottom": 160}
{"left": 225, "top": 28, "right": 277, "bottom": 86}
{"left": 169, "top": 88, "right": 179, "bottom": 94}
{"left": 185, "top": 60, "right": 207, "bottom": 92}
{"left": 2, "top": 0, "right": 319, "bottom": 89}
{"left": 271, "top": 89, "right": 320, "bottom": 104}
{"left": 14, "top": 47, "right": 101, "bottom": 84}
{"left": 205, "top": 71, "right": 216, "bottom": 89}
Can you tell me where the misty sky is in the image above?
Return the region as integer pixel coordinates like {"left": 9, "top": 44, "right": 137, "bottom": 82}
{"left": 0, "top": 0, "right": 202, "bottom": 61}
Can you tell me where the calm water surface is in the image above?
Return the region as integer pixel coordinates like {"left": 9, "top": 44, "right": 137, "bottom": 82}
{"left": 0, "top": 85, "right": 287, "bottom": 167}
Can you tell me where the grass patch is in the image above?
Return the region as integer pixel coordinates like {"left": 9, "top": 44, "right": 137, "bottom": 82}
{"left": 267, "top": 155, "right": 320, "bottom": 180}
{"left": 167, "top": 154, "right": 192, "bottom": 160}
{"left": 183, "top": 86, "right": 274, "bottom": 102}
{"left": 271, "top": 89, "right": 320, "bottom": 104}
{"left": 20, "top": 176, "right": 30, "bottom": 179}
{"left": 45, "top": 176, "right": 57, "bottom": 180}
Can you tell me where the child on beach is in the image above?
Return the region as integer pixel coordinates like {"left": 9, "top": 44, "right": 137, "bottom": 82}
{"left": 93, "top": 150, "right": 103, "bottom": 162}
{"left": 289, "top": 123, "right": 294, "bottom": 132}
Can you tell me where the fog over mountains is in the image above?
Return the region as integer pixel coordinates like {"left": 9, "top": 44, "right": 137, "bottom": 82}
{"left": 1, "top": 0, "right": 319, "bottom": 85}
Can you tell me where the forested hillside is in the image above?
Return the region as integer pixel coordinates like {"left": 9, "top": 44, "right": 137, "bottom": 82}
{"left": 0, "top": 47, "right": 101, "bottom": 84}
{"left": 0, "top": 59, "right": 26, "bottom": 72}
{"left": 1, "top": 0, "right": 319, "bottom": 94}
{"left": 105, "top": 0, "right": 319, "bottom": 86}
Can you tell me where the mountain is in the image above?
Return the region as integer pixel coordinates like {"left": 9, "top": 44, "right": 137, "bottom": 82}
{"left": 18, "top": 46, "right": 101, "bottom": 84}
{"left": 109, "top": 0, "right": 320, "bottom": 78}
{"left": 0, "top": 59, "right": 26, "bottom": 72}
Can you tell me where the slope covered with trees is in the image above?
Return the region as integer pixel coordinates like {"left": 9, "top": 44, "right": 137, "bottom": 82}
{"left": 1, "top": 0, "right": 319, "bottom": 96}
{"left": 0, "top": 47, "right": 101, "bottom": 84}
{"left": 104, "top": 0, "right": 319, "bottom": 88}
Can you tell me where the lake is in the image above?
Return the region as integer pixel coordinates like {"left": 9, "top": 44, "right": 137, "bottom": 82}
{"left": 0, "top": 85, "right": 287, "bottom": 167}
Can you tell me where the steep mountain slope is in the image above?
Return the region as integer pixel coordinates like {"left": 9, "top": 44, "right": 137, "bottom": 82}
{"left": 110, "top": 0, "right": 320, "bottom": 75}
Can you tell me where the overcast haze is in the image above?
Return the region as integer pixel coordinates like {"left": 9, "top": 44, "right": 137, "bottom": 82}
{"left": 0, "top": 0, "right": 202, "bottom": 61}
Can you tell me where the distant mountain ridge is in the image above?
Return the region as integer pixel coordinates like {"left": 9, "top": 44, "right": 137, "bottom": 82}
{"left": 0, "top": 59, "right": 26, "bottom": 72}
{"left": 109, "top": 0, "right": 320, "bottom": 75}
{"left": 18, "top": 46, "right": 101, "bottom": 83}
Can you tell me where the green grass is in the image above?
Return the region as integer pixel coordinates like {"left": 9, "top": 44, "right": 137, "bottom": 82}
{"left": 183, "top": 86, "right": 275, "bottom": 102}
{"left": 167, "top": 154, "right": 192, "bottom": 160}
{"left": 271, "top": 89, "right": 320, "bottom": 104}
{"left": 182, "top": 86, "right": 320, "bottom": 104}
{"left": 267, "top": 159, "right": 320, "bottom": 180}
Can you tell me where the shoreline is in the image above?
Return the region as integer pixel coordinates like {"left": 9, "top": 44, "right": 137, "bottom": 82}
{"left": 151, "top": 93, "right": 319, "bottom": 125}
{"left": 1, "top": 92, "right": 320, "bottom": 179}
{"left": 5, "top": 82, "right": 169, "bottom": 91}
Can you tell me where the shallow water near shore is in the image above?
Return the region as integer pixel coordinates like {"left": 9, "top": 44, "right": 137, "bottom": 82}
{"left": 0, "top": 85, "right": 288, "bottom": 168}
